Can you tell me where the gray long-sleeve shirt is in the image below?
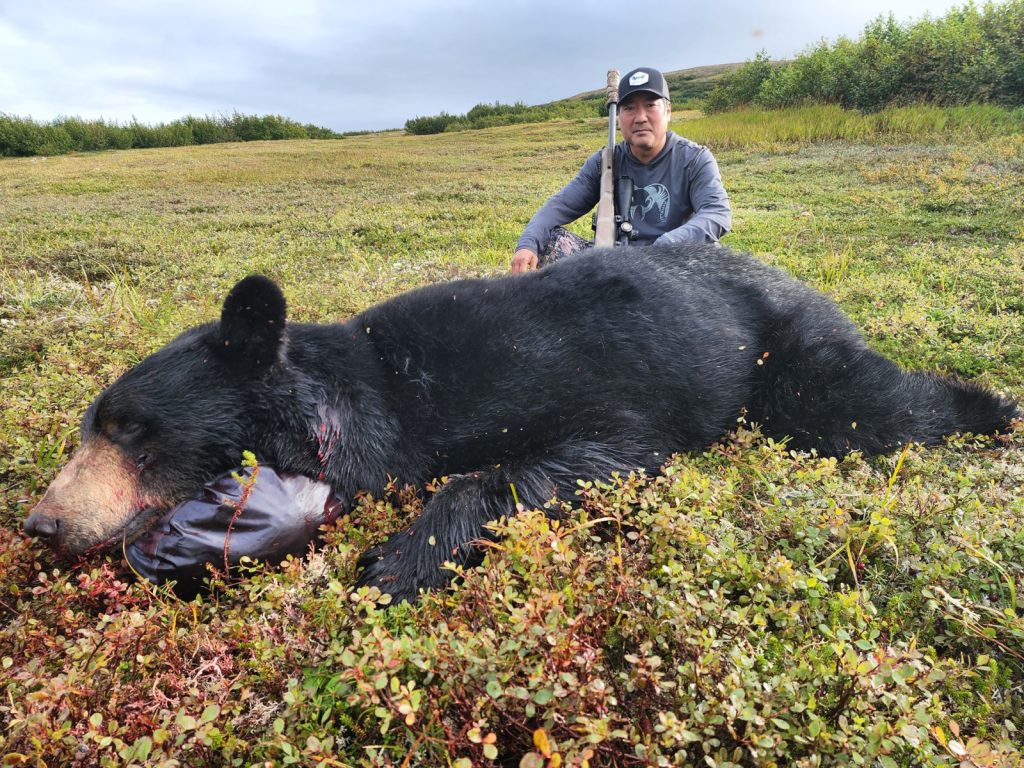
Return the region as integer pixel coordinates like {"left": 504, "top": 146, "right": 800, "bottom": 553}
{"left": 516, "top": 131, "right": 732, "bottom": 253}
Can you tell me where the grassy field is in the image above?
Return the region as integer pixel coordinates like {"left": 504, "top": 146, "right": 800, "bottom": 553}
{"left": 1, "top": 106, "right": 1023, "bottom": 765}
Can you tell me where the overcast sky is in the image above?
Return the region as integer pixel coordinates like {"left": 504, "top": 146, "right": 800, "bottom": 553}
{"left": 0, "top": 0, "right": 971, "bottom": 133}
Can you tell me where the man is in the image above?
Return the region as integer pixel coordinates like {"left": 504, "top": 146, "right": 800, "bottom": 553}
{"left": 512, "top": 67, "right": 732, "bottom": 273}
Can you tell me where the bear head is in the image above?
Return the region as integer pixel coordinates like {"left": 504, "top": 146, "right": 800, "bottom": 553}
{"left": 23, "top": 275, "right": 289, "bottom": 556}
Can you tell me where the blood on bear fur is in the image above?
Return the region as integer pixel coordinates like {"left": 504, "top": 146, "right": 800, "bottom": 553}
{"left": 25, "top": 243, "right": 1019, "bottom": 602}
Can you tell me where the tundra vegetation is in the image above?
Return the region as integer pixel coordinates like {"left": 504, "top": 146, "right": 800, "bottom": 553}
{"left": 1, "top": 57, "right": 1024, "bottom": 768}
{"left": 1, "top": 103, "right": 1021, "bottom": 768}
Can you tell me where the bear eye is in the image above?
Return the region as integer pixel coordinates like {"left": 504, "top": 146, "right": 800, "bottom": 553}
{"left": 113, "top": 421, "right": 148, "bottom": 443}
{"left": 135, "top": 454, "right": 151, "bottom": 472}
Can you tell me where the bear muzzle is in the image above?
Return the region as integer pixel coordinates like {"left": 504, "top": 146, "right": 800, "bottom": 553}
{"left": 24, "top": 437, "right": 159, "bottom": 555}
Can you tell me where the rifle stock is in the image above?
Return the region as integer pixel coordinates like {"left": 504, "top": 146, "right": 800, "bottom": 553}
{"left": 594, "top": 70, "right": 619, "bottom": 248}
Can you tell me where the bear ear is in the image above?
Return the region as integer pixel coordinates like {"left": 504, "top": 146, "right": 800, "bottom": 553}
{"left": 217, "top": 275, "right": 287, "bottom": 375}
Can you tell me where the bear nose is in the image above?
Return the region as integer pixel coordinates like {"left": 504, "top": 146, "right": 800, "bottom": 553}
{"left": 24, "top": 511, "right": 59, "bottom": 542}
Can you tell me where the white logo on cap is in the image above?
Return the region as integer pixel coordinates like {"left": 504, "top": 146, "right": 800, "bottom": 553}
{"left": 629, "top": 72, "right": 650, "bottom": 86}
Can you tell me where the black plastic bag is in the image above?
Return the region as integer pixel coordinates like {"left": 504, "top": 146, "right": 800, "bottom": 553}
{"left": 125, "top": 466, "right": 345, "bottom": 596}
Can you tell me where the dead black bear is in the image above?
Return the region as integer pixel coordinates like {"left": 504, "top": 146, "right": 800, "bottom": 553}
{"left": 25, "top": 243, "right": 1019, "bottom": 603}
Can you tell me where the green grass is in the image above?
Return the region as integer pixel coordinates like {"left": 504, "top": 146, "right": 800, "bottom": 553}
{"left": 681, "top": 103, "right": 1024, "bottom": 150}
{"left": 1, "top": 105, "right": 1022, "bottom": 766}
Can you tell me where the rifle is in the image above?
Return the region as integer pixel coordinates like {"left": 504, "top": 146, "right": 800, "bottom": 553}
{"left": 593, "top": 69, "right": 636, "bottom": 248}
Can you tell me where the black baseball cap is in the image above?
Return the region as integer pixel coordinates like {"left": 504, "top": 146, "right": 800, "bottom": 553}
{"left": 618, "top": 67, "right": 671, "bottom": 102}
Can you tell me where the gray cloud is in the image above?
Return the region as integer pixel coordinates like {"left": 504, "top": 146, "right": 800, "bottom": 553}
{"left": 0, "top": 0, "right": 967, "bottom": 131}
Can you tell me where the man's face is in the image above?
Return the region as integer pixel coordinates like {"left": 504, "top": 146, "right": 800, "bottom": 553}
{"left": 618, "top": 92, "right": 671, "bottom": 161}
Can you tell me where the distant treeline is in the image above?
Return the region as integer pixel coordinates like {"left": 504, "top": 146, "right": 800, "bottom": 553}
{"left": 0, "top": 113, "right": 344, "bottom": 157}
{"left": 405, "top": 99, "right": 601, "bottom": 135}
{"left": 706, "top": 0, "right": 1024, "bottom": 112}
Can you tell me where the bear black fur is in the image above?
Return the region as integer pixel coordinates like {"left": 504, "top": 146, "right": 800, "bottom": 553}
{"left": 41, "top": 243, "right": 1021, "bottom": 602}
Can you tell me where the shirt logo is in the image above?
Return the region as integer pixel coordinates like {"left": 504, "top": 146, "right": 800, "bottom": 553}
{"left": 628, "top": 72, "right": 650, "bottom": 86}
{"left": 631, "top": 183, "right": 671, "bottom": 225}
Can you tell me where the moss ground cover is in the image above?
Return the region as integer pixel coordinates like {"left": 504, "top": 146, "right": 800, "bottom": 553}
{"left": 1, "top": 106, "right": 1022, "bottom": 765}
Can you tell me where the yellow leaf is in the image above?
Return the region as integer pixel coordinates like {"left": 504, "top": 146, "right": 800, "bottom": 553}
{"left": 533, "top": 728, "right": 551, "bottom": 757}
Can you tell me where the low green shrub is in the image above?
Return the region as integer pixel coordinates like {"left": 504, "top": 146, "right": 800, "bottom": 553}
{"left": 405, "top": 112, "right": 464, "bottom": 135}
{"left": 2, "top": 430, "right": 1021, "bottom": 766}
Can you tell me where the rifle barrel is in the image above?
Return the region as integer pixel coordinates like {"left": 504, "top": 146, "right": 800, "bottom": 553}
{"left": 594, "top": 69, "right": 621, "bottom": 249}
{"left": 605, "top": 69, "right": 620, "bottom": 148}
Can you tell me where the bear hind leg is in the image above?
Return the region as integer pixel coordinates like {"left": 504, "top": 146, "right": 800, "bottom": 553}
{"left": 755, "top": 337, "right": 1018, "bottom": 457}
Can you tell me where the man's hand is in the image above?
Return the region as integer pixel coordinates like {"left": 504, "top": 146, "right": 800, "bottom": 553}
{"left": 511, "top": 248, "right": 538, "bottom": 274}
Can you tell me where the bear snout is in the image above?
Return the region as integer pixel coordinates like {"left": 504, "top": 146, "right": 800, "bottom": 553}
{"left": 23, "top": 494, "right": 95, "bottom": 553}
{"left": 26, "top": 437, "right": 159, "bottom": 555}
{"left": 23, "top": 508, "right": 60, "bottom": 543}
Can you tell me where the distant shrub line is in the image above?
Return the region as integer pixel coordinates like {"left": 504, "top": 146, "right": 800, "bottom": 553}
{"left": 706, "top": 0, "right": 1024, "bottom": 112}
{"left": 0, "top": 113, "right": 344, "bottom": 157}
{"left": 405, "top": 99, "right": 603, "bottom": 135}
